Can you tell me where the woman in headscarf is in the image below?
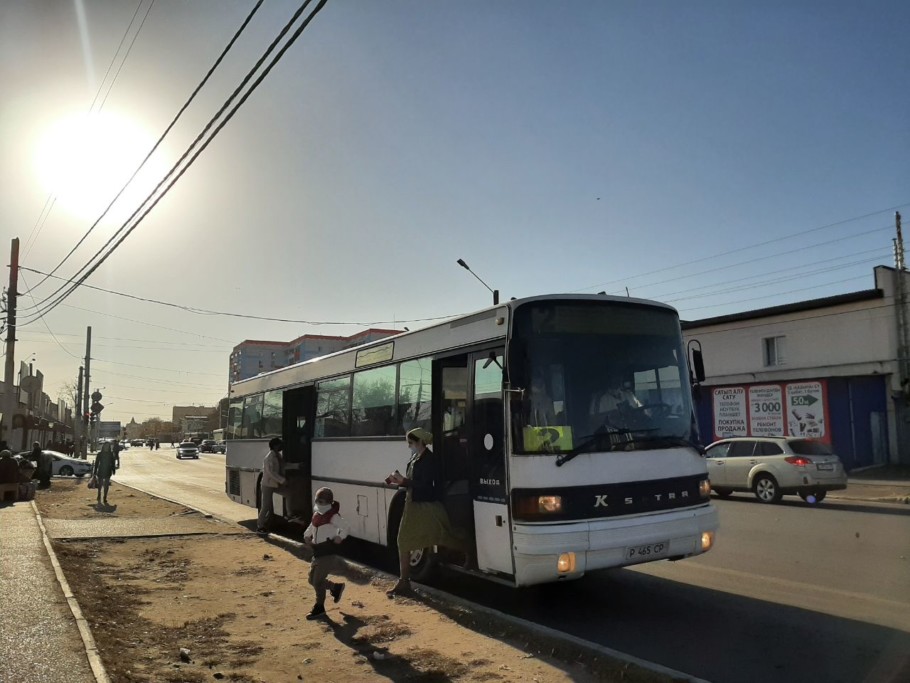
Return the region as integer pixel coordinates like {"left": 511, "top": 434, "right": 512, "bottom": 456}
{"left": 385, "top": 427, "right": 466, "bottom": 597}
{"left": 92, "top": 441, "right": 117, "bottom": 506}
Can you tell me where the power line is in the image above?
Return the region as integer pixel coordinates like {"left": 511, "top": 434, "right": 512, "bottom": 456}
{"left": 93, "top": 0, "right": 156, "bottom": 112}
{"left": 22, "top": 0, "right": 154, "bottom": 262}
{"left": 90, "top": 356, "right": 223, "bottom": 377}
{"left": 573, "top": 202, "right": 910, "bottom": 293}
{"left": 659, "top": 253, "right": 889, "bottom": 304}
{"left": 19, "top": 0, "right": 328, "bottom": 324}
{"left": 17, "top": 271, "right": 81, "bottom": 360}
{"left": 22, "top": 0, "right": 265, "bottom": 294}
{"left": 53, "top": 304, "right": 239, "bottom": 344}
{"left": 610, "top": 225, "right": 892, "bottom": 298}
{"left": 676, "top": 273, "right": 872, "bottom": 313}
{"left": 90, "top": 368, "right": 223, "bottom": 390}
{"left": 19, "top": 266, "right": 459, "bottom": 327}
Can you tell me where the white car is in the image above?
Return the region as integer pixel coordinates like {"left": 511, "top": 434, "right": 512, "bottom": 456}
{"left": 176, "top": 442, "right": 200, "bottom": 460}
{"left": 18, "top": 450, "right": 95, "bottom": 478}
{"left": 705, "top": 436, "right": 847, "bottom": 504}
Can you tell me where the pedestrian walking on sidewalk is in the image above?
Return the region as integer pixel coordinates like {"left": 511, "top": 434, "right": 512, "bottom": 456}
{"left": 92, "top": 442, "right": 117, "bottom": 505}
{"left": 257, "top": 437, "right": 286, "bottom": 534}
{"left": 302, "top": 487, "right": 348, "bottom": 619}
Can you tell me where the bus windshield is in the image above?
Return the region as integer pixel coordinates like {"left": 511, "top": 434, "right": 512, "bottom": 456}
{"left": 510, "top": 300, "right": 695, "bottom": 455}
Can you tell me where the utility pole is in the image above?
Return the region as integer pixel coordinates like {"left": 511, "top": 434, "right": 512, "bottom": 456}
{"left": 894, "top": 212, "right": 909, "bottom": 399}
{"left": 75, "top": 366, "right": 84, "bottom": 458}
{"left": 2, "top": 238, "right": 19, "bottom": 448}
{"left": 83, "top": 327, "right": 91, "bottom": 456}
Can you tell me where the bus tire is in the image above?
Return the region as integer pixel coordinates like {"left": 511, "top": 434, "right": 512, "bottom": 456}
{"left": 387, "top": 494, "right": 437, "bottom": 583}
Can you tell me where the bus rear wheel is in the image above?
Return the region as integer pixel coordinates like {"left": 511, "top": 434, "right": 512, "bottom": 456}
{"left": 406, "top": 546, "right": 437, "bottom": 582}
{"left": 388, "top": 500, "right": 437, "bottom": 583}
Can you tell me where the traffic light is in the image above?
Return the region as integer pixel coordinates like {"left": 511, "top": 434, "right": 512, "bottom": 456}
{"left": 89, "top": 412, "right": 96, "bottom": 425}
{"left": 83, "top": 411, "right": 89, "bottom": 425}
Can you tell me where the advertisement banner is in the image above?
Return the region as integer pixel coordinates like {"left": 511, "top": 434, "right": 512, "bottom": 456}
{"left": 712, "top": 387, "right": 747, "bottom": 438}
{"left": 748, "top": 385, "right": 784, "bottom": 436}
{"left": 712, "top": 380, "right": 829, "bottom": 444}
{"left": 786, "top": 381, "right": 826, "bottom": 439}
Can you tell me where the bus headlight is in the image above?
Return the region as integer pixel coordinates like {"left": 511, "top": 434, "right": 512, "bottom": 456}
{"left": 701, "top": 531, "right": 715, "bottom": 552}
{"left": 514, "top": 494, "right": 563, "bottom": 519}
{"left": 557, "top": 552, "right": 576, "bottom": 573}
{"left": 699, "top": 479, "right": 711, "bottom": 498}
{"left": 538, "top": 495, "right": 562, "bottom": 513}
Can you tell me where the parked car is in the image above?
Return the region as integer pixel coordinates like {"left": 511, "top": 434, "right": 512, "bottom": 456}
{"left": 119, "top": 440, "right": 130, "bottom": 450}
{"left": 199, "top": 439, "right": 217, "bottom": 453}
{"left": 130, "top": 439, "right": 145, "bottom": 447}
{"left": 705, "top": 436, "right": 847, "bottom": 504}
{"left": 176, "top": 442, "right": 200, "bottom": 460}
{"left": 212, "top": 441, "right": 226, "bottom": 454}
{"left": 17, "top": 450, "right": 94, "bottom": 478}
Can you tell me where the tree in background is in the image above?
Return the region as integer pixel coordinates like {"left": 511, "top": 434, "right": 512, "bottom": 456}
{"left": 140, "top": 417, "right": 163, "bottom": 439}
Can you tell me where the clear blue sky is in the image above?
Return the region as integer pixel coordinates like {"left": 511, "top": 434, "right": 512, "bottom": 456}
{"left": 1, "top": 0, "right": 908, "bottom": 423}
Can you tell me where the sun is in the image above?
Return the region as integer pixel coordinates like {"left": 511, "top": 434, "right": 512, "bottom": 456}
{"left": 33, "top": 110, "right": 168, "bottom": 223}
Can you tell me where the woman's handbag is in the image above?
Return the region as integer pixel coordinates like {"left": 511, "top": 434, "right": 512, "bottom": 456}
{"left": 87, "top": 475, "right": 98, "bottom": 489}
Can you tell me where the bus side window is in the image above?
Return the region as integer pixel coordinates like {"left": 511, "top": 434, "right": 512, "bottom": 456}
{"left": 398, "top": 358, "right": 432, "bottom": 433}
{"left": 352, "top": 365, "right": 396, "bottom": 436}
{"left": 441, "top": 365, "right": 468, "bottom": 482}
{"left": 242, "top": 394, "right": 264, "bottom": 438}
{"left": 315, "top": 376, "right": 352, "bottom": 438}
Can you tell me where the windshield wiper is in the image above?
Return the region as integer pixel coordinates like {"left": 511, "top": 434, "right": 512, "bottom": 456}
{"left": 555, "top": 431, "right": 702, "bottom": 467}
{"left": 555, "top": 428, "right": 634, "bottom": 467}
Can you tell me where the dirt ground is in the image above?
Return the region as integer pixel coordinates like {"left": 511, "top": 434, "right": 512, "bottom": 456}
{"left": 36, "top": 480, "right": 673, "bottom": 683}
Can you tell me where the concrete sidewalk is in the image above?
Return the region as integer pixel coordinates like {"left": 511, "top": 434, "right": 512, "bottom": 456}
{"left": 0, "top": 501, "right": 97, "bottom": 683}
{"left": 1, "top": 476, "right": 907, "bottom": 683}
{"left": 829, "top": 478, "right": 910, "bottom": 504}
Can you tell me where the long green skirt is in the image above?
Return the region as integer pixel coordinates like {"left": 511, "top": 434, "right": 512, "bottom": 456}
{"left": 397, "top": 490, "right": 466, "bottom": 553}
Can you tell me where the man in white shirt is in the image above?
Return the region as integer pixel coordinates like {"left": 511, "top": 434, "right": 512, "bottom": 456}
{"left": 257, "top": 437, "right": 286, "bottom": 534}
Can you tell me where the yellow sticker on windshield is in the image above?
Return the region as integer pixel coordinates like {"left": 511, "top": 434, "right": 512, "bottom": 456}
{"left": 523, "top": 426, "right": 574, "bottom": 452}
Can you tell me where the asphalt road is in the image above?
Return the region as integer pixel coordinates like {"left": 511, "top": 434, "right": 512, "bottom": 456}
{"left": 115, "top": 446, "right": 910, "bottom": 683}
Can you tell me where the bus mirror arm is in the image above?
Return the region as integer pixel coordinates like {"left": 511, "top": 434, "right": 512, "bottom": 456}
{"left": 505, "top": 386, "right": 526, "bottom": 399}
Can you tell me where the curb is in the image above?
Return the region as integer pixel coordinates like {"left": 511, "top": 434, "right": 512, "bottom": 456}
{"left": 829, "top": 494, "right": 910, "bottom": 505}
{"left": 261, "top": 531, "right": 710, "bottom": 683}
{"left": 31, "top": 501, "right": 111, "bottom": 683}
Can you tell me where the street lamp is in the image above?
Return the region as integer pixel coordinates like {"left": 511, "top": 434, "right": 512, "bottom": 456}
{"left": 457, "top": 259, "right": 499, "bottom": 305}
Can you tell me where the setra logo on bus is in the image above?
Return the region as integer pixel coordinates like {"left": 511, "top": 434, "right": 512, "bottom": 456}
{"left": 594, "top": 490, "right": 690, "bottom": 507}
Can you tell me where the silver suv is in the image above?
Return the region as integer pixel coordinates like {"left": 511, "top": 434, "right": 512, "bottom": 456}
{"left": 705, "top": 436, "right": 847, "bottom": 504}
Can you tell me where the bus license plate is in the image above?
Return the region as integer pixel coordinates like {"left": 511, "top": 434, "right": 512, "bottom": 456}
{"left": 627, "top": 541, "right": 669, "bottom": 560}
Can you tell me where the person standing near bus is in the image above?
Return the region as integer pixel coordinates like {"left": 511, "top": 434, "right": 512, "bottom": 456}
{"left": 33, "top": 442, "right": 53, "bottom": 489}
{"left": 302, "top": 486, "right": 348, "bottom": 619}
{"left": 257, "top": 437, "right": 286, "bottom": 534}
{"left": 385, "top": 427, "right": 467, "bottom": 598}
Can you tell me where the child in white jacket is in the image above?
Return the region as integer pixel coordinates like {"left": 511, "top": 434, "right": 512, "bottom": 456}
{"left": 302, "top": 487, "right": 349, "bottom": 619}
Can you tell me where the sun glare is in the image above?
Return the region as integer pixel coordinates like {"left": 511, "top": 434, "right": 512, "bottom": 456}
{"left": 33, "top": 111, "right": 167, "bottom": 223}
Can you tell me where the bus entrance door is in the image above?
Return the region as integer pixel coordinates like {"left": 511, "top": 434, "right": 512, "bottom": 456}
{"left": 469, "top": 350, "right": 512, "bottom": 576}
{"left": 282, "top": 385, "right": 315, "bottom": 519}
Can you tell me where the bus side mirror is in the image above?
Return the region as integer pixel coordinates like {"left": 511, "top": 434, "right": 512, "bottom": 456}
{"left": 692, "top": 349, "right": 705, "bottom": 383}
{"left": 687, "top": 340, "right": 705, "bottom": 383}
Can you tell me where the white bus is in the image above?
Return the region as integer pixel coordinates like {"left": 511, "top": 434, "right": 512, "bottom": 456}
{"left": 225, "top": 294, "right": 717, "bottom": 587}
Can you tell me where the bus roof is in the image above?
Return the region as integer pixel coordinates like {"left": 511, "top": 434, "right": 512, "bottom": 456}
{"left": 229, "top": 293, "right": 679, "bottom": 397}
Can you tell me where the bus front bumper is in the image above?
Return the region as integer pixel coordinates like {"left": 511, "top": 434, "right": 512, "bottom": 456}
{"left": 511, "top": 503, "right": 718, "bottom": 587}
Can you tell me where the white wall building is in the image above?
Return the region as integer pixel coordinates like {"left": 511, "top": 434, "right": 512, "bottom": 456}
{"left": 682, "top": 266, "right": 907, "bottom": 469}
